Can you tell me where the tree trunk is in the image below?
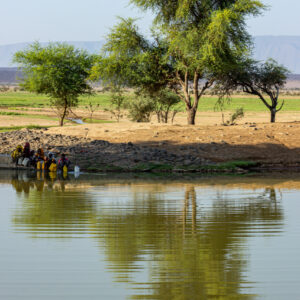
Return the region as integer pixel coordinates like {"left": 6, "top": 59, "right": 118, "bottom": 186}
{"left": 163, "top": 111, "right": 168, "bottom": 123}
{"left": 187, "top": 108, "right": 196, "bottom": 125}
{"left": 60, "top": 104, "right": 68, "bottom": 127}
{"left": 270, "top": 108, "right": 276, "bottom": 123}
{"left": 156, "top": 112, "right": 161, "bottom": 123}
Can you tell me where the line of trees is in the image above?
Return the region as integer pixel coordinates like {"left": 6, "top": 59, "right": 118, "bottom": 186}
{"left": 13, "top": 0, "right": 289, "bottom": 126}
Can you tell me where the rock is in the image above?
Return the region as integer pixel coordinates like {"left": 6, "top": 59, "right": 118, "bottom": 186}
{"left": 183, "top": 160, "right": 192, "bottom": 165}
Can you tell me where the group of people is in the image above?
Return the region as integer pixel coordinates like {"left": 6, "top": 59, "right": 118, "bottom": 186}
{"left": 11, "top": 142, "right": 70, "bottom": 172}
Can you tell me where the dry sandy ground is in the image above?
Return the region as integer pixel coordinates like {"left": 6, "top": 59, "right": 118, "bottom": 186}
{"left": 45, "top": 112, "right": 300, "bottom": 165}
{"left": 0, "top": 116, "right": 58, "bottom": 127}
{"left": 1, "top": 108, "right": 300, "bottom": 127}
{"left": 1, "top": 110, "right": 300, "bottom": 126}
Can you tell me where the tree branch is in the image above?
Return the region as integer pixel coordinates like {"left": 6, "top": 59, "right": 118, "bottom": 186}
{"left": 276, "top": 99, "right": 285, "bottom": 112}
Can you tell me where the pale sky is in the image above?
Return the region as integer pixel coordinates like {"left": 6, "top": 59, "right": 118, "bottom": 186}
{"left": 0, "top": 0, "right": 299, "bottom": 45}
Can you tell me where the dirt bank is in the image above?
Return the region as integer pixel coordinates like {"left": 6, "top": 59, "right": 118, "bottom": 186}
{"left": 1, "top": 120, "right": 300, "bottom": 172}
{"left": 47, "top": 121, "right": 300, "bottom": 165}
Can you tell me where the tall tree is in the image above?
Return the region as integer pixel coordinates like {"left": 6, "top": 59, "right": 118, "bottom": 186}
{"left": 14, "top": 42, "right": 94, "bottom": 126}
{"left": 91, "top": 18, "right": 180, "bottom": 123}
{"left": 130, "top": 0, "right": 265, "bottom": 124}
{"left": 91, "top": 18, "right": 175, "bottom": 95}
{"left": 216, "top": 58, "right": 289, "bottom": 123}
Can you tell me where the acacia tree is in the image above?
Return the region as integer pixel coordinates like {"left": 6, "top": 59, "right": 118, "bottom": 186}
{"left": 91, "top": 18, "right": 176, "bottom": 105}
{"left": 217, "top": 59, "right": 289, "bottom": 123}
{"left": 14, "top": 42, "right": 94, "bottom": 126}
{"left": 129, "top": 0, "right": 265, "bottom": 124}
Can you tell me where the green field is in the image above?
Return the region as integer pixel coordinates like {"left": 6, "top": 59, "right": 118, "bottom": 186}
{"left": 0, "top": 91, "right": 299, "bottom": 112}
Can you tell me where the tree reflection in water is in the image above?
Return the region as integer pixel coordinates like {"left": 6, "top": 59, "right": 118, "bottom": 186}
{"left": 11, "top": 176, "right": 284, "bottom": 299}
{"left": 12, "top": 172, "right": 96, "bottom": 237}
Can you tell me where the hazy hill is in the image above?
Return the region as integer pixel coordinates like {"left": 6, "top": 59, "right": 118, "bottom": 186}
{"left": 253, "top": 36, "right": 300, "bottom": 74}
{"left": 2, "top": 37, "right": 300, "bottom": 84}
{"left": 0, "top": 68, "right": 20, "bottom": 84}
{"left": 1, "top": 37, "right": 300, "bottom": 72}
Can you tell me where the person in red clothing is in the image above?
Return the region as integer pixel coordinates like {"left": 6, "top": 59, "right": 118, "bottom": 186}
{"left": 23, "top": 142, "right": 31, "bottom": 158}
{"left": 58, "top": 153, "right": 70, "bottom": 171}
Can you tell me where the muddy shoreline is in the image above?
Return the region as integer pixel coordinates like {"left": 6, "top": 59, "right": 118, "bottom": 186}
{"left": 1, "top": 127, "right": 300, "bottom": 174}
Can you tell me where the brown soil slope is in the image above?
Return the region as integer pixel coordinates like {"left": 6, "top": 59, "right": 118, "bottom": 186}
{"left": 47, "top": 121, "right": 300, "bottom": 166}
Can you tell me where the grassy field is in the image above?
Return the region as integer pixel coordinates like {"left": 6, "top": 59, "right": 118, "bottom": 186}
{"left": 0, "top": 125, "right": 48, "bottom": 133}
{"left": 0, "top": 91, "right": 299, "bottom": 112}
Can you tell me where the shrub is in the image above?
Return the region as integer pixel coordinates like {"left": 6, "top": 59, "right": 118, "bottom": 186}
{"left": 153, "top": 89, "right": 180, "bottom": 123}
{"left": 105, "top": 85, "right": 125, "bottom": 122}
{"left": 222, "top": 108, "right": 244, "bottom": 126}
{"left": 127, "top": 94, "right": 155, "bottom": 122}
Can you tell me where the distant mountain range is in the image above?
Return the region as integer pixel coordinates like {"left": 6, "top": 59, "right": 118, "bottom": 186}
{"left": 1, "top": 36, "right": 300, "bottom": 84}
{"left": 253, "top": 36, "right": 300, "bottom": 74}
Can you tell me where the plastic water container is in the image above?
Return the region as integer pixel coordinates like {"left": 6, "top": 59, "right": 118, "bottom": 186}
{"left": 74, "top": 165, "right": 80, "bottom": 174}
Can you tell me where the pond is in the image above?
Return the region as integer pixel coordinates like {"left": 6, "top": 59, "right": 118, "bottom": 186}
{"left": 1, "top": 171, "right": 300, "bottom": 299}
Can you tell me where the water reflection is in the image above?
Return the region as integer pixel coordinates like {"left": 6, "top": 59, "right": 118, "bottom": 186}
{"left": 9, "top": 174, "right": 284, "bottom": 299}
{"left": 12, "top": 173, "right": 95, "bottom": 237}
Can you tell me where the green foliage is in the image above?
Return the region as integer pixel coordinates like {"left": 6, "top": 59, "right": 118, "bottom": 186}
{"left": 14, "top": 42, "right": 94, "bottom": 126}
{"left": 202, "top": 1, "right": 265, "bottom": 67}
{"left": 152, "top": 89, "right": 180, "bottom": 123}
{"left": 85, "top": 102, "right": 100, "bottom": 121}
{"left": 222, "top": 107, "right": 244, "bottom": 126}
{"left": 127, "top": 94, "right": 155, "bottom": 122}
{"left": 96, "top": 0, "right": 265, "bottom": 124}
{"left": 90, "top": 18, "right": 173, "bottom": 95}
{"left": 217, "top": 58, "right": 289, "bottom": 122}
{"left": 105, "top": 85, "right": 126, "bottom": 122}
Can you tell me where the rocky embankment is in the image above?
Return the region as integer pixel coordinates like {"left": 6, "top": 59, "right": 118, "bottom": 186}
{"left": 0, "top": 129, "right": 217, "bottom": 172}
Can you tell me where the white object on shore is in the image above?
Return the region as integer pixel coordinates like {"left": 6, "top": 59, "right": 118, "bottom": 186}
{"left": 22, "top": 158, "right": 30, "bottom": 167}
{"left": 74, "top": 165, "right": 80, "bottom": 178}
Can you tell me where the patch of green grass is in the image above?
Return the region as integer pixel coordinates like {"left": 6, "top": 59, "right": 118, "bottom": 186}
{"left": 198, "top": 161, "right": 259, "bottom": 171}
{"left": 25, "top": 125, "right": 47, "bottom": 130}
{"left": 0, "top": 125, "right": 51, "bottom": 133}
{"left": 0, "top": 110, "right": 57, "bottom": 121}
{"left": 0, "top": 126, "right": 23, "bottom": 132}
{"left": 0, "top": 91, "right": 299, "bottom": 112}
{"left": 82, "top": 118, "right": 115, "bottom": 124}
{"left": 219, "top": 160, "right": 259, "bottom": 169}
{"left": 0, "top": 111, "right": 25, "bottom": 116}
{"left": 0, "top": 92, "right": 47, "bottom": 107}
{"left": 174, "top": 161, "right": 258, "bottom": 172}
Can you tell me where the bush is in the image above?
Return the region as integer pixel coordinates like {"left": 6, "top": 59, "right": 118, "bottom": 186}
{"left": 127, "top": 95, "right": 155, "bottom": 122}
{"left": 105, "top": 85, "right": 125, "bottom": 122}
{"left": 222, "top": 108, "right": 244, "bottom": 126}
{"left": 0, "top": 85, "right": 9, "bottom": 92}
{"left": 153, "top": 89, "right": 180, "bottom": 123}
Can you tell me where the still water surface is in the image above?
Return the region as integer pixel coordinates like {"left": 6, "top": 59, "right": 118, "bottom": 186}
{"left": 0, "top": 171, "right": 300, "bottom": 299}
